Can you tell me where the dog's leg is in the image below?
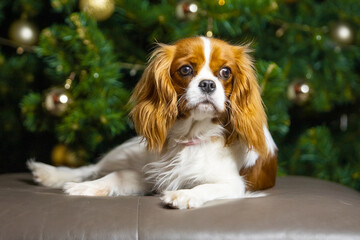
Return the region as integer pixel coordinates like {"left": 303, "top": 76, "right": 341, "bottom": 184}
{"left": 63, "top": 170, "right": 146, "bottom": 196}
{"left": 27, "top": 137, "right": 153, "bottom": 189}
{"left": 161, "top": 178, "right": 247, "bottom": 209}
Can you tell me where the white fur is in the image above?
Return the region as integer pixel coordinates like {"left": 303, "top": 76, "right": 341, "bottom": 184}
{"left": 28, "top": 37, "right": 276, "bottom": 209}
{"left": 185, "top": 37, "right": 226, "bottom": 115}
{"left": 27, "top": 160, "right": 97, "bottom": 188}
{"left": 241, "top": 125, "right": 278, "bottom": 169}
{"left": 264, "top": 125, "right": 278, "bottom": 156}
{"left": 64, "top": 170, "right": 145, "bottom": 196}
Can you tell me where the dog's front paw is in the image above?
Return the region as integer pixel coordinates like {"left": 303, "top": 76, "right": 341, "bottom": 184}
{"left": 63, "top": 181, "right": 110, "bottom": 196}
{"left": 161, "top": 190, "right": 204, "bottom": 209}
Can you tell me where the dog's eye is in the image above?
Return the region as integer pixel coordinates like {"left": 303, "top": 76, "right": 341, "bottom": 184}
{"left": 219, "top": 67, "right": 231, "bottom": 80}
{"left": 178, "top": 65, "right": 193, "bottom": 76}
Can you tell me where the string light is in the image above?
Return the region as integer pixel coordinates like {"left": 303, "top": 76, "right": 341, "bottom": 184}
{"left": 206, "top": 18, "right": 214, "bottom": 38}
{"left": 206, "top": 31, "right": 213, "bottom": 37}
{"left": 189, "top": 3, "right": 198, "bottom": 13}
{"left": 300, "top": 84, "right": 310, "bottom": 94}
{"left": 59, "top": 94, "right": 69, "bottom": 104}
{"left": 64, "top": 79, "right": 72, "bottom": 89}
{"left": 64, "top": 72, "right": 76, "bottom": 89}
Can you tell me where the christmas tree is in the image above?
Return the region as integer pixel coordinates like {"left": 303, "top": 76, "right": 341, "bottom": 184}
{"left": 0, "top": 0, "right": 359, "bottom": 191}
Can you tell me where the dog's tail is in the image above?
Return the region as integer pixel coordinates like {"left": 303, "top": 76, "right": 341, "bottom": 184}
{"left": 27, "top": 159, "right": 98, "bottom": 189}
{"left": 244, "top": 191, "right": 267, "bottom": 198}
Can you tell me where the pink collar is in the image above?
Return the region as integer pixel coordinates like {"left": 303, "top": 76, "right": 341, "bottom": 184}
{"left": 176, "top": 138, "right": 203, "bottom": 146}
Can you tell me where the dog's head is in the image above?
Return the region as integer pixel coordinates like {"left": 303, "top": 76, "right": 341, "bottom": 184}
{"left": 130, "top": 37, "right": 267, "bottom": 155}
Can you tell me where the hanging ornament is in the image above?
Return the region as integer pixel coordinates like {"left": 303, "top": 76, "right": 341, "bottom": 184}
{"left": 218, "top": 0, "right": 225, "bottom": 6}
{"left": 79, "top": 0, "right": 115, "bottom": 21}
{"left": 176, "top": 1, "right": 198, "bottom": 20}
{"left": 206, "top": 17, "right": 214, "bottom": 37}
{"left": 51, "top": 144, "right": 81, "bottom": 167}
{"left": 287, "top": 80, "right": 311, "bottom": 105}
{"left": 9, "top": 19, "right": 39, "bottom": 46}
{"left": 331, "top": 22, "right": 355, "bottom": 45}
{"left": 44, "top": 87, "right": 71, "bottom": 116}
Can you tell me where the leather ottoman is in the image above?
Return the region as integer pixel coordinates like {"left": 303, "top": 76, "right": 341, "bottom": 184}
{"left": 0, "top": 173, "right": 359, "bottom": 240}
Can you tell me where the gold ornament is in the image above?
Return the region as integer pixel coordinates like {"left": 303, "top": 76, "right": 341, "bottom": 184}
{"left": 331, "top": 22, "right": 354, "bottom": 45}
{"left": 51, "top": 144, "right": 80, "bottom": 167}
{"left": 79, "top": 0, "right": 115, "bottom": 21}
{"left": 176, "top": 1, "right": 198, "bottom": 20}
{"left": 287, "top": 80, "right": 311, "bottom": 105}
{"left": 44, "top": 87, "right": 71, "bottom": 116}
{"left": 9, "top": 19, "right": 39, "bottom": 46}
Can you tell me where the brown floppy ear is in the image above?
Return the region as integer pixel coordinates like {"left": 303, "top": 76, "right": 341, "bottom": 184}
{"left": 227, "top": 45, "right": 267, "bottom": 157}
{"left": 129, "top": 44, "right": 177, "bottom": 152}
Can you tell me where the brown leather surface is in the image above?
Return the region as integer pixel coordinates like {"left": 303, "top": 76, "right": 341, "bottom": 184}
{"left": 0, "top": 173, "right": 359, "bottom": 240}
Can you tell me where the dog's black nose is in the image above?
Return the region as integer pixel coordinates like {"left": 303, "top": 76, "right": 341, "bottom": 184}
{"left": 199, "top": 80, "right": 216, "bottom": 94}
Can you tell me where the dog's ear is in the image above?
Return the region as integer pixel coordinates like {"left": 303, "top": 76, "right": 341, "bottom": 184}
{"left": 226, "top": 45, "right": 267, "bottom": 157}
{"left": 129, "top": 44, "right": 177, "bottom": 152}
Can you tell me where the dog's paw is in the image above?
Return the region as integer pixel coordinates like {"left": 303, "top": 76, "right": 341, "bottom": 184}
{"left": 161, "top": 190, "right": 204, "bottom": 209}
{"left": 63, "top": 181, "right": 110, "bottom": 196}
{"left": 27, "top": 160, "right": 63, "bottom": 188}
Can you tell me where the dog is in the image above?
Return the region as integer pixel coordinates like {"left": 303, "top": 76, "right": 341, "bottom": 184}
{"left": 28, "top": 36, "right": 277, "bottom": 209}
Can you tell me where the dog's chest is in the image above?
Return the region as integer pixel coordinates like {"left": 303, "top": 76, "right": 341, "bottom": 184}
{"left": 145, "top": 140, "right": 239, "bottom": 192}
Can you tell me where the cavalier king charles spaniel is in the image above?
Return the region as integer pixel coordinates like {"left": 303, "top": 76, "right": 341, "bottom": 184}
{"left": 28, "top": 36, "right": 277, "bottom": 209}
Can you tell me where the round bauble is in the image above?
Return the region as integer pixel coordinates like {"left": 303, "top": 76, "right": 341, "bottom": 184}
{"left": 9, "top": 19, "right": 39, "bottom": 46}
{"left": 176, "top": 1, "right": 199, "bottom": 20}
{"left": 331, "top": 22, "right": 355, "bottom": 45}
{"left": 287, "top": 80, "right": 311, "bottom": 105}
{"left": 51, "top": 144, "right": 79, "bottom": 167}
{"left": 44, "top": 87, "right": 71, "bottom": 116}
{"left": 79, "top": 0, "right": 115, "bottom": 21}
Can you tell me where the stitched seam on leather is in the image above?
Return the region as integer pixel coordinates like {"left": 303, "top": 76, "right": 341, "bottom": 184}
{"left": 136, "top": 196, "right": 140, "bottom": 240}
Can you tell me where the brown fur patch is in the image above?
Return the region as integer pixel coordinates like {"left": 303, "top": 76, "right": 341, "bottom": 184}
{"left": 129, "top": 44, "right": 178, "bottom": 152}
{"left": 240, "top": 152, "right": 277, "bottom": 191}
{"left": 170, "top": 37, "right": 205, "bottom": 118}
{"left": 208, "top": 38, "right": 237, "bottom": 101}
{"left": 225, "top": 45, "right": 267, "bottom": 157}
